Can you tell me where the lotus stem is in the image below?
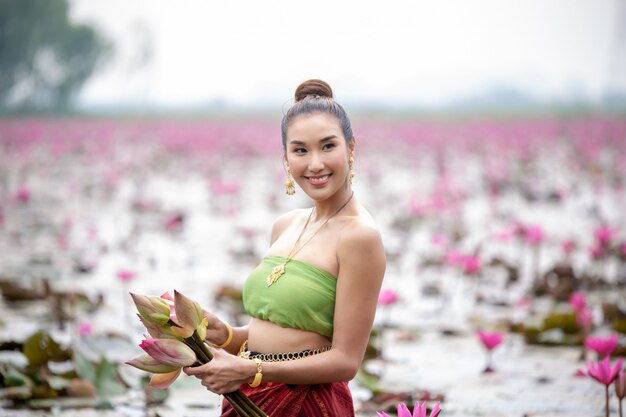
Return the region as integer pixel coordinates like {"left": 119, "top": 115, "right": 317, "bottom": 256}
{"left": 606, "top": 385, "right": 610, "bottom": 417}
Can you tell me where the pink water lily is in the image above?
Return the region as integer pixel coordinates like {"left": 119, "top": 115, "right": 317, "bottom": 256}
{"left": 587, "top": 357, "right": 624, "bottom": 417}
{"left": 117, "top": 269, "right": 136, "bottom": 282}
{"left": 594, "top": 225, "right": 618, "bottom": 246}
{"left": 378, "top": 289, "right": 400, "bottom": 306}
{"left": 139, "top": 338, "right": 197, "bottom": 368}
{"left": 584, "top": 334, "right": 618, "bottom": 358}
{"left": 587, "top": 357, "right": 624, "bottom": 386}
{"left": 575, "top": 307, "right": 593, "bottom": 331}
{"left": 379, "top": 401, "right": 440, "bottom": 417}
{"left": 569, "top": 291, "right": 586, "bottom": 313}
{"left": 477, "top": 330, "right": 504, "bottom": 350}
{"left": 524, "top": 225, "right": 545, "bottom": 245}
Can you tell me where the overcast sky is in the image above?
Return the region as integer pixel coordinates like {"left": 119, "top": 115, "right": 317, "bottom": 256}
{"left": 70, "top": 0, "right": 624, "bottom": 108}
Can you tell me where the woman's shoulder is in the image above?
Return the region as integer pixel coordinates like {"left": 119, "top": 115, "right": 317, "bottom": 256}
{"left": 338, "top": 209, "right": 384, "bottom": 254}
{"left": 269, "top": 208, "right": 309, "bottom": 243}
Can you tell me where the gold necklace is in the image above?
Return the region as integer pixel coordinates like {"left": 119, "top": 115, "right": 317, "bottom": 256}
{"left": 266, "top": 192, "right": 354, "bottom": 286}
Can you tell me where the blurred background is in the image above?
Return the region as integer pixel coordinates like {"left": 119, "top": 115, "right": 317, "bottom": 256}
{"left": 0, "top": 1, "right": 625, "bottom": 416}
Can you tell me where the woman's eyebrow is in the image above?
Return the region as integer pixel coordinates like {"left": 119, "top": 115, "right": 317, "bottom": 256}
{"left": 289, "top": 135, "right": 338, "bottom": 145}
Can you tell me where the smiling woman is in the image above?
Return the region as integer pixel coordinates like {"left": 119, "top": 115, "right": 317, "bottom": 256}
{"left": 183, "top": 80, "right": 386, "bottom": 416}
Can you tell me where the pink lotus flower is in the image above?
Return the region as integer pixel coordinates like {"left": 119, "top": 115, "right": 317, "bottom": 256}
{"left": 13, "top": 185, "right": 30, "bottom": 203}
{"left": 587, "top": 357, "right": 624, "bottom": 386}
{"left": 584, "top": 334, "right": 618, "bottom": 358}
{"left": 561, "top": 239, "right": 576, "bottom": 255}
{"left": 587, "top": 357, "right": 624, "bottom": 417}
{"left": 378, "top": 289, "right": 400, "bottom": 306}
{"left": 477, "top": 330, "right": 504, "bottom": 350}
{"left": 524, "top": 225, "right": 545, "bottom": 245}
{"left": 377, "top": 401, "right": 441, "bottom": 417}
{"left": 589, "top": 245, "right": 605, "bottom": 260}
{"left": 569, "top": 291, "right": 586, "bottom": 312}
{"left": 76, "top": 322, "right": 93, "bottom": 336}
{"left": 576, "top": 307, "right": 593, "bottom": 331}
{"left": 462, "top": 255, "right": 481, "bottom": 275}
{"left": 594, "top": 225, "right": 618, "bottom": 246}
{"left": 444, "top": 250, "right": 465, "bottom": 267}
{"left": 164, "top": 213, "right": 184, "bottom": 232}
{"left": 117, "top": 269, "right": 136, "bottom": 282}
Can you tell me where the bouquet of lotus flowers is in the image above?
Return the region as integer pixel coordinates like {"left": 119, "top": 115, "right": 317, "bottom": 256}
{"left": 125, "top": 290, "right": 268, "bottom": 417}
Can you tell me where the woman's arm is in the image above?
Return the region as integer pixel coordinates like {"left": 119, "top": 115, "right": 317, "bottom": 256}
{"left": 203, "top": 315, "right": 249, "bottom": 356}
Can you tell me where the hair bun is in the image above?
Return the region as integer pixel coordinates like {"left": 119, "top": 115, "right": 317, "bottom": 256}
{"left": 294, "top": 79, "right": 333, "bottom": 102}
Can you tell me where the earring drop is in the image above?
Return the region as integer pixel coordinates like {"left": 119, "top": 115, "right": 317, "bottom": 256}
{"left": 285, "top": 167, "right": 296, "bottom": 195}
{"left": 349, "top": 155, "right": 355, "bottom": 185}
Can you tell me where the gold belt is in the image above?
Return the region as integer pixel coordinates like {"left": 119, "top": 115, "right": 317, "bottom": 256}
{"left": 237, "top": 340, "right": 331, "bottom": 362}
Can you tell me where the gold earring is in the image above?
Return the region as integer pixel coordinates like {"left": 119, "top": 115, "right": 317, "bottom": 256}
{"left": 285, "top": 167, "right": 296, "bottom": 195}
{"left": 349, "top": 155, "right": 355, "bottom": 185}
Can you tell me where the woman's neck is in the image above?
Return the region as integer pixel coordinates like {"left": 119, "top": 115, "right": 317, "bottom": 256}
{"left": 311, "top": 188, "right": 354, "bottom": 221}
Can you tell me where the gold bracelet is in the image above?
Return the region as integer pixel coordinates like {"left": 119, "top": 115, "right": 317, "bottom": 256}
{"left": 213, "top": 322, "right": 233, "bottom": 349}
{"left": 248, "top": 358, "right": 263, "bottom": 387}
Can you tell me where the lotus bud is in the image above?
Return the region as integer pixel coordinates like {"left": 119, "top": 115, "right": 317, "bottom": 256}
{"left": 125, "top": 353, "right": 181, "bottom": 373}
{"left": 130, "top": 293, "right": 171, "bottom": 326}
{"left": 139, "top": 338, "right": 197, "bottom": 368}
{"left": 173, "top": 290, "right": 206, "bottom": 338}
{"left": 149, "top": 368, "right": 182, "bottom": 389}
{"left": 615, "top": 370, "right": 625, "bottom": 400}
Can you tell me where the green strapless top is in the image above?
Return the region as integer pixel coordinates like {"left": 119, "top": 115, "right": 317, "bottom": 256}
{"left": 242, "top": 256, "right": 337, "bottom": 339}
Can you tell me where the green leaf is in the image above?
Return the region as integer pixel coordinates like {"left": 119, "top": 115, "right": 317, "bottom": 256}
{"left": 94, "top": 358, "right": 125, "bottom": 398}
{"left": 22, "top": 331, "right": 71, "bottom": 368}
{"left": 3, "top": 369, "right": 31, "bottom": 387}
{"left": 74, "top": 351, "right": 96, "bottom": 383}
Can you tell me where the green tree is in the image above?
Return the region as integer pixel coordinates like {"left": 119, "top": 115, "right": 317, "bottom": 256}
{"left": 0, "top": 0, "right": 111, "bottom": 110}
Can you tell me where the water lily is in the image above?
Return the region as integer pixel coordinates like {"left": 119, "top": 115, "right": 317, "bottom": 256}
{"left": 477, "top": 330, "right": 504, "bottom": 373}
{"left": 584, "top": 334, "right": 618, "bottom": 358}
{"left": 462, "top": 255, "right": 481, "bottom": 275}
{"left": 594, "top": 225, "right": 618, "bottom": 246}
{"left": 575, "top": 307, "right": 593, "bottom": 332}
{"left": 524, "top": 225, "right": 544, "bottom": 245}
{"left": 587, "top": 357, "right": 624, "bottom": 417}
{"left": 477, "top": 330, "right": 504, "bottom": 350}
{"left": 569, "top": 291, "right": 586, "bottom": 313}
{"left": 378, "top": 289, "right": 400, "bottom": 306}
{"left": 378, "top": 401, "right": 441, "bottom": 417}
{"left": 117, "top": 269, "right": 137, "bottom": 282}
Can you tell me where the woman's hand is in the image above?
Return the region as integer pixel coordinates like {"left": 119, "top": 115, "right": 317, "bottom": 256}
{"left": 183, "top": 347, "right": 256, "bottom": 394}
{"left": 203, "top": 310, "right": 231, "bottom": 347}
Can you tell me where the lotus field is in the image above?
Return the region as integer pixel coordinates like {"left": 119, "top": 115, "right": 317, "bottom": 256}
{"left": 0, "top": 115, "right": 625, "bottom": 417}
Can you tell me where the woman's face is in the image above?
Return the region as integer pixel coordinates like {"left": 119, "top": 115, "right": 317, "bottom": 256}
{"left": 284, "top": 113, "right": 353, "bottom": 201}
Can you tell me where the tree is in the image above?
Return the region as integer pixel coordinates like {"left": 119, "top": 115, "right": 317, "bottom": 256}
{"left": 0, "top": 0, "right": 111, "bottom": 110}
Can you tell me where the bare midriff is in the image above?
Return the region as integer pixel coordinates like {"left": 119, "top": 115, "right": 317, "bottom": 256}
{"left": 247, "top": 317, "right": 331, "bottom": 353}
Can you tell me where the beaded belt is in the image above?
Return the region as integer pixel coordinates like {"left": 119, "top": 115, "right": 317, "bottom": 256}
{"left": 237, "top": 340, "right": 331, "bottom": 362}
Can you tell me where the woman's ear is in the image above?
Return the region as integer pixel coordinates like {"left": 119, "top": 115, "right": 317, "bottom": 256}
{"left": 349, "top": 137, "right": 357, "bottom": 155}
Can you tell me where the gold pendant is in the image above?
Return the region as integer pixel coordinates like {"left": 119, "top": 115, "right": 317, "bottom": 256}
{"left": 266, "top": 263, "right": 286, "bottom": 286}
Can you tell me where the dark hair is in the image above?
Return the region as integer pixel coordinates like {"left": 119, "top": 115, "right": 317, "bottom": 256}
{"left": 280, "top": 79, "right": 353, "bottom": 149}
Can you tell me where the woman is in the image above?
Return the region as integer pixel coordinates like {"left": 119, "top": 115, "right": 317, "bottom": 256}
{"left": 184, "top": 79, "right": 386, "bottom": 416}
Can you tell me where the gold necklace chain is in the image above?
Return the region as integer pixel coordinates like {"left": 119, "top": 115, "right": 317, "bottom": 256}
{"left": 266, "top": 191, "right": 354, "bottom": 286}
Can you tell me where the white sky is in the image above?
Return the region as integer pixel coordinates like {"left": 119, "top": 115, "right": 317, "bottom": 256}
{"left": 70, "top": 0, "right": 624, "bottom": 107}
